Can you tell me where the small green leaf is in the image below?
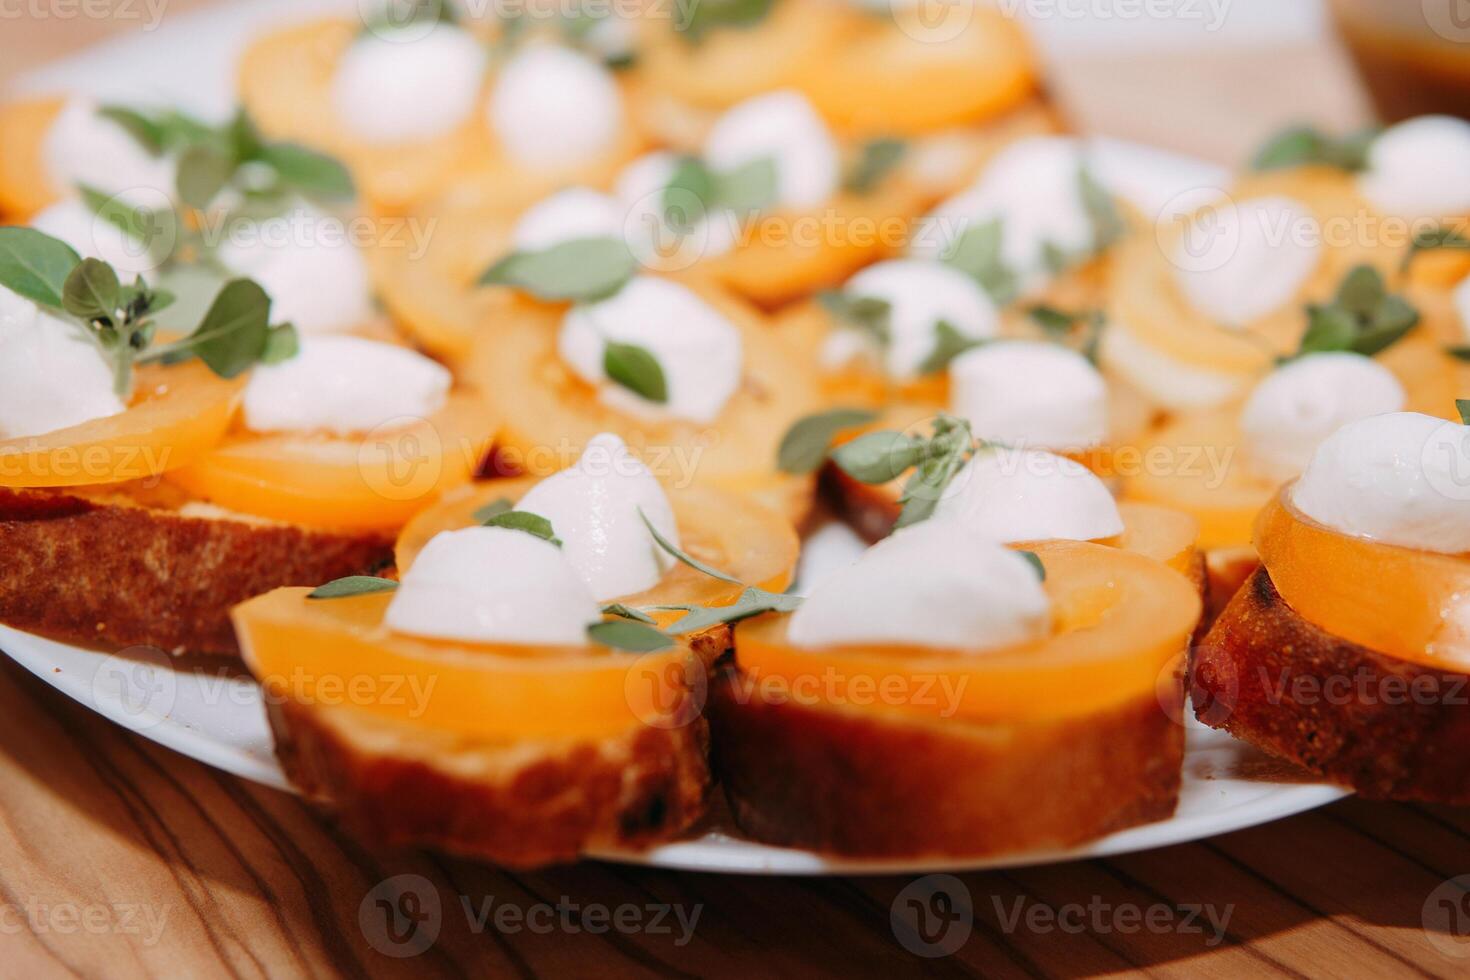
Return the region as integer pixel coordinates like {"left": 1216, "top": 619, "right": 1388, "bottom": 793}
{"left": 818, "top": 290, "right": 892, "bottom": 349}
{"left": 663, "top": 155, "right": 715, "bottom": 231}
{"left": 176, "top": 142, "right": 234, "bottom": 210}
{"left": 260, "top": 322, "right": 299, "bottom": 364}
{"left": 61, "top": 258, "right": 121, "bottom": 321}
{"left": 604, "top": 342, "right": 668, "bottom": 404}
{"left": 1297, "top": 306, "right": 1358, "bottom": 356}
{"left": 831, "top": 430, "right": 927, "bottom": 485}
{"left": 1287, "top": 264, "right": 1418, "bottom": 361}
{"left": 1334, "top": 265, "right": 1385, "bottom": 317}
{"left": 1251, "top": 125, "right": 1378, "bottom": 172}
{"left": 639, "top": 507, "right": 742, "bottom": 584}
{"left": 79, "top": 183, "right": 175, "bottom": 259}
{"left": 942, "top": 218, "right": 1017, "bottom": 305}
{"left": 307, "top": 576, "right": 399, "bottom": 599}
{"left": 676, "top": 0, "right": 775, "bottom": 43}
{"left": 1459, "top": 400, "right": 1470, "bottom": 427}
{"left": 1016, "top": 549, "right": 1046, "bottom": 581}
{"left": 916, "top": 319, "right": 985, "bottom": 376}
{"left": 776, "top": 407, "right": 879, "bottom": 475}
{"left": 894, "top": 450, "right": 966, "bottom": 529}
{"left": 97, "top": 105, "right": 166, "bottom": 155}
{"left": 1028, "top": 304, "right": 1081, "bottom": 336}
{"left": 1445, "top": 345, "right": 1470, "bottom": 361}
{"left": 601, "top": 603, "right": 657, "bottom": 624}
{"left": 0, "top": 226, "right": 82, "bottom": 308}
{"left": 477, "top": 237, "right": 636, "bottom": 302}
{"left": 715, "top": 156, "right": 779, "bottom": 214}
{"left": 483, "top": 510, "right": 562, "bottom": 546}
{"left": 180, "top": 278, "right": 273, "bottom": 378}
{"left": 844, "top": 138, "right": 907, "bottom": 195}
{"left": 472, "top": 497, "right": 514, "bottom": 523}
{"left": 666, "top": 587, "right": 803, "bottom": 635}
{"left": 587, "top": 619, "right": 675, "bottom": 652}
{"left": 1403, "top": 225, "right": 1470, "bottom": 271}
{"left": 258, "top": 142, "right": 355, "bottom": 201}
{"left": 1079, "top": 167, "right": 1125, "bottom": 251}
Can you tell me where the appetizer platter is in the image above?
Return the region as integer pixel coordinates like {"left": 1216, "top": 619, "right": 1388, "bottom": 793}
{"left": 2, "top": 0, "right": 1468, "bottom": 876}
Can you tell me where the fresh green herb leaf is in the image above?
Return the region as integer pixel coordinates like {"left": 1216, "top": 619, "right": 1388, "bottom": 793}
{"left": 1446, "top": 345, "right": 1470, "bottom": 361}
{"left": 638, "top": 507, "right": 742, "bottom": 584}
{"left": 257, "top": 142, "right": 355, "bottom": 201}
{"left": 1079, "top": 167, "right": 1125, "bottom": 251}
{"left": 942, "top": 218, "right": 1018, "bottom": 305}
{"left": 97, "top": 105, "right": 167, "bottom": 155}
{"left": 916, "top": 319, "right": 985, "bottom": 376}
{"left": 307, "top": 576, "right": 399, "bottom": 599}
{"left": 78, "top": 184, "right": 176, "bottom": 263}
{"left": 587, "top": 618, "right": 675, "bottom": 652}
{"left": 478, "top": 237, "right": 636, "bottom": 302}
{"left": 472, "top": 497, "right": 514, "bottom": 523}
{"left": 715, "top": 156, "right": 779, "bottom": 214}
{"left": 601, "top": 603, "right": 657, "bottom": 625}
{"left": 1029, "top": 304, "right": 1081, "bottom": 336}
{"left": 61, "top": 259, "right": 121, "bottom": 322}
{"left": 1296, "top": 306, "right": 1358, "bottom": 356}
{"left": 1251, "top": 125, "right": 1379, "bottom": 172}
{"left": 0, "top": 226, "right": 82, "bottom": 308}
{"left": 153, "top": 278, "right": 273, "bottom": 378}
{"left": 818, "top": 290, "right": 892, "bottom": 349}
{"left": 1288, "top": 264, "right": 1418, "bottom": 360}
{"left": 1016, "top": 549, "right": 1046, "bottom": 581}
{"left": 676, "top": 0, "right": 775, "bottom": 43}
{"left": 844, "top": 138, "right": 907, "bottom": 195}
{"left": 483, "top": 510, "right": 562, "bottom": 546}
{"left": 260, "top": 322, "right": 299, "bottom": 363}
{"left": 830, "top": 430, "right": 927, "bottom": 485}
{"left": 776, "top": 407, "right": 879, "bottom": 475}
{"left": 1402, "top": 225, "right": 1470, "bottom": 271}
{"left": 1460, "top": 400, "right": 1470, "bottom": 427}
{"left": 666, "top": 587, "right": 804, "bottom": 635}
{"left": 176, "top": 142, "right": 235, "bottom": 210}
{"left": 832, "top": 414, "right": 977, "bottom": 529}
{"left": 360, "top": 0, "right": 458, "bottom": 36}
{"left": 663, "top": 155, "right": 715, "bottom": 231}
{"left": 603, "top": 342, "right": 668, "bottom": 403}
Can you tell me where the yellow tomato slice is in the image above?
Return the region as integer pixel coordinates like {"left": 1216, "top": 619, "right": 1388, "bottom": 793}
{"left": 1256, "top": 491, "right": 1470, "bottom": 670}
{"left": 0, "top": 362, "right": 244, "bottom": 488}
{"left": 0, "top": 96, "right": 63, "bottom": 219}
{"left": 396, "top": 478, "right": 798, "bottom": 627}
{"left": 734, "top": 540, "right": 1201, "bottom": 724}
{"left": 233, "top": 588, "right": 701, "bottom": 740}
{"left": 166, "top": 390, "right": 494, "bottom": 531}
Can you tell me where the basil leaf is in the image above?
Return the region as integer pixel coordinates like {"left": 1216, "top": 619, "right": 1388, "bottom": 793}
{"left": 715, "top": 156, "right": 778, "bottom": 214}
{"left": 61, "top": 258, "right": 121, "bottom": 321}
{"left": 1460, "top": 400, "right": 1470, "bottom": 427}
{"left": 831, "top": 431, "right": 926, "bottom": 485}
{"left": 587, "top": 619, "right": 675, "bottom": 652}
{"left": 664, "top": 155, "right": 715, "bottom": 231}
{"left": 638, "top": 507, "right": 742, "bottom": 584}
{"left": 916, "top": 319, "right": 984, "bottom": 376}
{"left": 472, "top": 497, "right": 514, "bottom": 523}
{"left": 176, "top": 142, "right": 234, "bottom": 210}
{"left": 601, "top": 603, "right": 657, "bottom": 625}
{"left": 844, "top": 138, "right": 906, "bottom": 195}
{"left": 667, "top": 587, "right": 803, "bottom": 635}
{"left": 942, "top": 218, "right": 1018, "bottom": 305}
{"left": 483, "top": 510, "right": 562, "bottom": 546}
{"left": 818, "top": 290, "right": 892, "bottom": 348}
{"left": 1016, "top": 549, "right": 1046, "bottom": 581}
{"left": 676, "top": 0, "right": 775, "bottom": 43}
{"left": 604, "top": 342, "right": 668, "bottom": 403}
{"left": 260, "top": 322, "right": 299, "bottom": 364}
{"left": 0, "top": 226, "right": 82, "bottom": 308}
{"left": 477, "top": 237, "right": 636, "bottom": 302}
{"left": 307, "top": 576, "right": 399, "bottom": 599}
{"left": 258, "top": 142, "right": 355, "bottom": 201}
{"left": 776, "top": 407, "right": 879, "bottom": 475}
{"left": 1079, "top": 167, "right": 1125, "bottom": 251}
{"left": 1252, "top": 125, "right": 1378, "bottom": 172}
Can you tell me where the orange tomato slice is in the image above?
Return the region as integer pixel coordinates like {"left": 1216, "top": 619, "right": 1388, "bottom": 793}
{"left": 233, "top": 588, "right": 701, "bottom": 740}
{"left": 1255, "top": 491, "right": 1470, "bottom": 670}
{"left": 734, "top": 540, "right": 1201, "bottom": 724}
{"left": 0, "top": 362, "right": 244, "bottom": 488}
{"left": 0, "top": 96, "right": 63, "bottom": 219}
{"left": 166, "top": 390, "right": 494, "bottom": 532}
{"left": 396, "top": 478, "right": 798, "bottom": 628}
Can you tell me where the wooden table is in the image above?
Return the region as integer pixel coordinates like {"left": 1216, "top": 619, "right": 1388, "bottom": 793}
{"left": 4, "top": 4, "right": 1470, "bottom": 977}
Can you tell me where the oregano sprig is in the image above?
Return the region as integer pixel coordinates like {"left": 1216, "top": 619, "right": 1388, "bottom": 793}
{"left": 1287, "top": 264, "right": 1418, "bottom": 361}
{"left": 831, "top": 413, "right": 978, "bottom": 529}
{"left": 1252, "top": 124, "right": 1380, "bottom": 173}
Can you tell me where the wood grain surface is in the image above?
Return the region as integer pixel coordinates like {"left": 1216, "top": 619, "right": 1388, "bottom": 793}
{"left": 3, "top": 4, "right": 1470, "bottom": 977}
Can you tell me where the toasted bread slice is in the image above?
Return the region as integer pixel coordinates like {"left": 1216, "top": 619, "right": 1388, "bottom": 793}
{"left": 709, "top": 664, "right": 1182, "bottom": 859}
{"left": 264, "top": 696, "right": 711, "bottom": 869}
{"left": 0, "top": 484, "right": 391, "bottom": 657}
{"left": 1192, "top": 567, "right": 1470, "bottom": 804}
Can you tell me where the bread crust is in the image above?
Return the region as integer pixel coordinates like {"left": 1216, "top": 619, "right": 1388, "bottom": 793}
{"left": 0, "top": 486, "right": 392, "bottom": 657}
{"left": 1193, "top": 567, "right": 1470, "bottom": 803}
{"left": 708, "top": 665, "right": 1182, "bottom": 859}
{"left": 266, "top": 696, "right": 712, "bottom": 868}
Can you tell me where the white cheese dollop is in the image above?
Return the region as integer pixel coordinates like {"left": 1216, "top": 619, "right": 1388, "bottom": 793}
{"left": 41, "top": 98, "right": 177, "bottom": 207}
{"left": 949, "top": 340, "right": 1108, "bottom": 450}
{"left": 1357, "top": 116, "right": 1470, "bottom": 221}
{"left": 30, "top": 199, "right": 158, "bottom": 280}
{"left": 616, "top": 151, "right": 738, "bottom": 270}
{"left": 516, "top": 433, "right": 679, "bottom": 600}
{"left": 242, "top": 335, "right": 450, "bottom": 435}
{"left": 0, "top": 286, "right": 124, "bottom": 439}
{"left": 786, "top": 519, "right": 1051, "bottom": 652}
{"left": 215, "top": 204, "right": 375, "bottom": 334}
{"left": 386, "top": 526, "right": 603, "bottom": 645}
{"left": 559, "top": 276, "right": 743, "bottom": 424}
{"left": 1240, "top": 352, "right": 1406, "bottom": 481}
{"left": 487, "top": 44, "right": 623, "bottom": 168}
{"left": 1097, "top": 315, "right": 1247, "bottom": 411}
{"left": 510, "top": 187, "right": 625, "bottom": 252}
{"left": 1170, "top": 195, "right": 1322, "bottom": 326}
{"left": 330, "top": 24, "right": 486, "bottom": 144}
{"left": 1292, "top": 412, "right": 1470, "bottom": 554}
{"left": 703, "top": 90, "right": 839, "bottom": 211}
{"left": 933, "top": 447, "right": 1124, "bottom": 543}
{"left": 834, "top": 259, "right": 998, "bottom": 380}
{"left": 910, "top": 137, "right": 1097, "bottom": 295}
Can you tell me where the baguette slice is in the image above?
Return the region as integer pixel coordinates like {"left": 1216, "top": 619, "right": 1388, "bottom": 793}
{"left": 1193, "top": 567, "right": 1470, "bottom": 804}
{"left": 709, "top": 664, "right": 1183, "bottom": 859}
{"left": 0, "top": 484, "right": 391, "bottom": 657}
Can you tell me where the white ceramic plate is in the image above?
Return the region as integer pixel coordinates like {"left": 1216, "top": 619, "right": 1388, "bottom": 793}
{"left": 0, "top": 1, "right": 1347, "bottom": 873}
